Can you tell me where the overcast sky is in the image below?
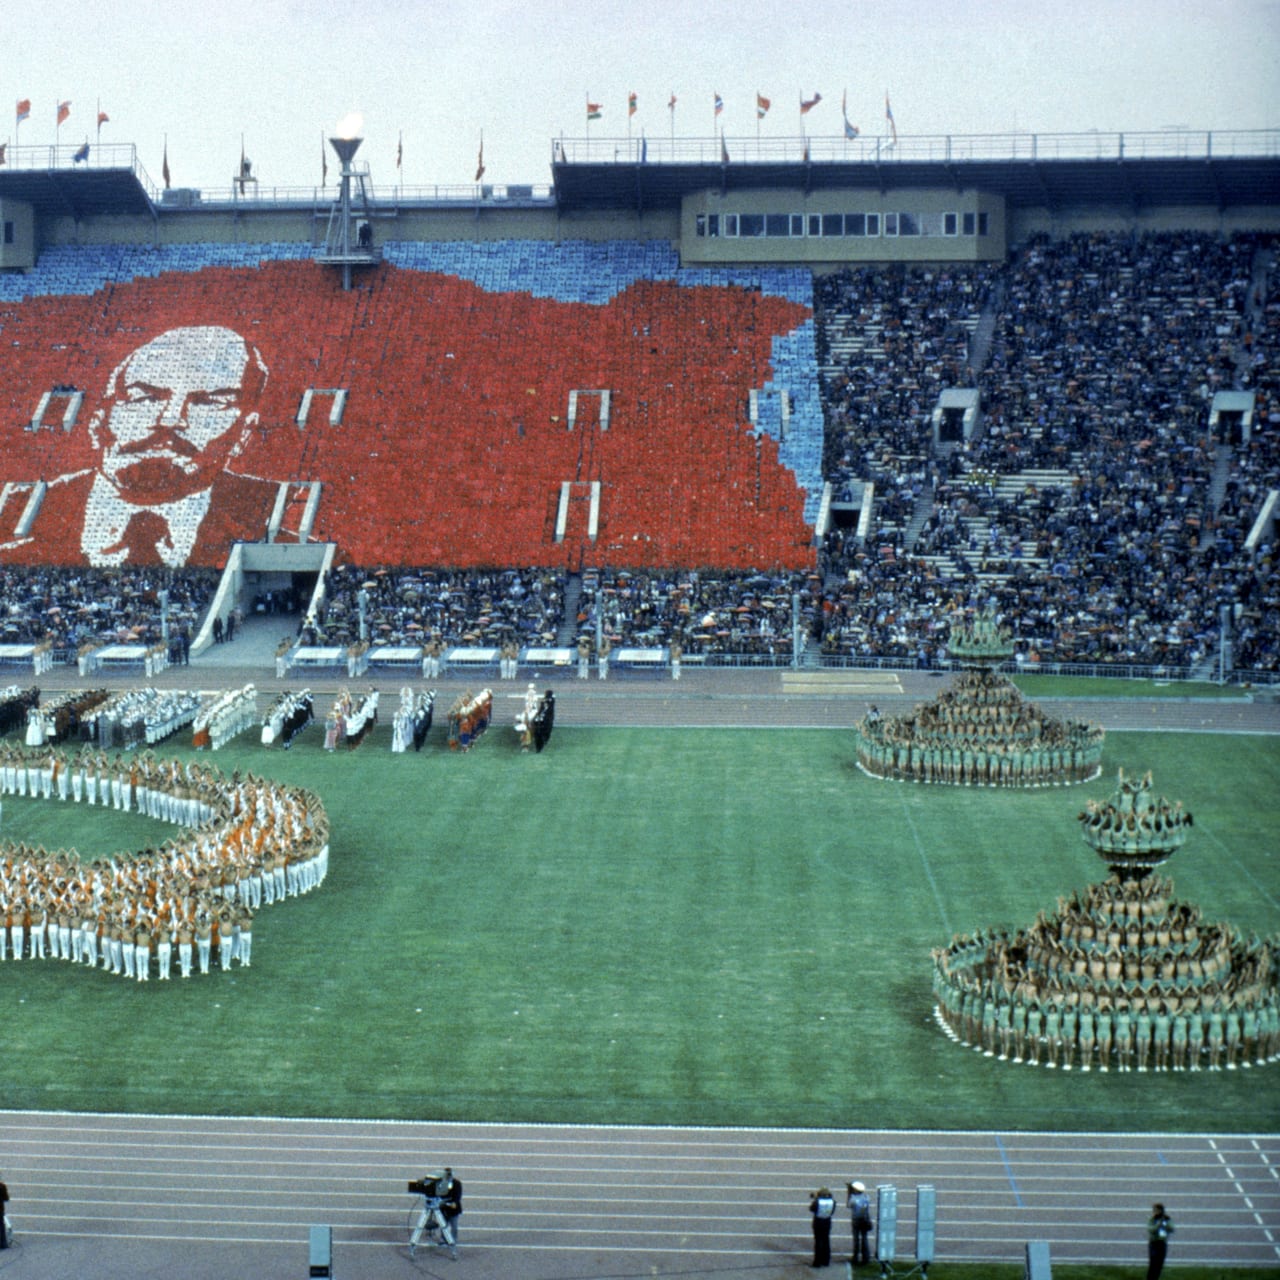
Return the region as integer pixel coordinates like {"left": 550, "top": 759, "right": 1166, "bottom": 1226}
{"left": 7, "top": 0, "right": 1279, "bottom": 196}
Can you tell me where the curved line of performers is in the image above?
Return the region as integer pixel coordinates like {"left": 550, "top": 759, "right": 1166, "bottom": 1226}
{"left": 0, "top": 745, "right": 328, "bottom": 980}
{"left": 931, "top": 883, "right": 1279, "bottom": 1071}
{"left": 856, "top": 731, "right": 1104, "bottom": 786}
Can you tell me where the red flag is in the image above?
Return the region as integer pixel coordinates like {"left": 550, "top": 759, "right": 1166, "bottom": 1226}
{"left": 56, "top": 100, "right": 71, "bottom": 126}
{"left": 756, "top": 93, "right": 771, "bottom": 119}
{"left": 587, "top": 100, "right": 603, "bottom": 120}
{"left": 628, "top": 92, "right": 637, "bottom": 117}
{"left": 97, "top": 111, "right": 109, "bottom": 127}
{"left": 16, "top": 98, "right": 31, "bottom": 124}
{"left": 668, "top": 92, "right": 676, "bottom": 112}
{"left": 800, "top": 92, "right": 822, "bottom": 115}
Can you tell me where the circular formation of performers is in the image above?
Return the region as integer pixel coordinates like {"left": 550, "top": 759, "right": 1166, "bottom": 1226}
{"left": 0, "top": 744, "right": 328, "bottom": 979}
{"left": 856, "top": 669, "right": 1105, "bottom": 787}
{"left": 931, "top": 770, "right": 1279, "bottom": 1072}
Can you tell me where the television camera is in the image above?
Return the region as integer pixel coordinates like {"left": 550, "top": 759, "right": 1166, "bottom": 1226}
{"left": 407, "top": 1171, "right": 456, "bottom": 1258}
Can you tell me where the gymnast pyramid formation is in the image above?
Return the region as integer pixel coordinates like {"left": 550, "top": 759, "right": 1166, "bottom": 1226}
{"left": 931, "top": 770, "right": 1279, "bottom": 1072}
{"left": 855, "top": 606, "right": 1105, "bottom": 787}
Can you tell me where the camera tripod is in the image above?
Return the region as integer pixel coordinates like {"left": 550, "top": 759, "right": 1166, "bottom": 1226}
{"left": 407, "top": 1195, "right": 457, "bottom": 1260}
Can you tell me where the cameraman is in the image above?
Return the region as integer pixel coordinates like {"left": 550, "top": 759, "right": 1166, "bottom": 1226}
{"left": 439, "top": 1168, "right": 463, "bottom": 1252}
{"left": 408, "top": 1168, "right": 462, "bottom": 1260}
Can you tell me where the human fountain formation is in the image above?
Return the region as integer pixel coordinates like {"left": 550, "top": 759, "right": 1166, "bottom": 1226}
{"left": 931, "top": 770, "right": 1279, "bottom": 1072}
{"left": 855, "top": 607, "right": 1104, "bottom": 787}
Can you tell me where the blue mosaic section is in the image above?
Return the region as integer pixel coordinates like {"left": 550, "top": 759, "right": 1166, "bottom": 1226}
{"left": 0, "top": 242, "right": 311, "bottom": 302}
{"left": 2, "top": 239, "right": 822, "bottom": 523}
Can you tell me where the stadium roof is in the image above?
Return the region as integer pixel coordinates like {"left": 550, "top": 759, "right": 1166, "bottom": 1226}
{"left": 0, "top": 143, "right": 157, "bottom": 218}
{"left": 551, "top": 129, "right": 1280, "bottom": 214}
{"left": 3, "top": 130, "right": 1278, "bottom": 223}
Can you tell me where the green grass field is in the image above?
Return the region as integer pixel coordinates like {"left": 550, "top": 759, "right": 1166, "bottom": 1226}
{"left": 2, "top": 724, "right": 1277, "bottom": 1132}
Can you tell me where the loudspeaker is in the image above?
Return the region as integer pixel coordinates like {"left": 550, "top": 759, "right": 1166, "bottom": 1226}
{"left": 916, "top": 1184, "right": 936, "bottom": 1263}
{"left": 875, "top": 1184, "right": 897, "bottom": 1263}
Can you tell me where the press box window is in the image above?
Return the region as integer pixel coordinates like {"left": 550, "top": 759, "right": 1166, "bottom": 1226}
{"left": 943, "top": 212, "right": 958, "bottom": 236}
{"left": 898, "top": 212, "right": 920, "bottom": 236}
{"left": 3, "top": 221, "right": 13, "bottom": 245}
{"left": 822, "top": 213, "right": 843, "bottom": 236}
{"left": 808, "top": 214, "right": 822, "bottom": 236}
{"left": 883, "top": 212, "right": 899, "bottom": 237}
{"left": 738, "top": 213, "right": 765, "bottom": 237}
{"left": 844, "top": 213, "right": 865, "bottom": 237}
{"left": 724, "top": 213, "right": 739, "bottom": 236}
{"left": 865, "top": 213, "right": 880, "bottom": 236}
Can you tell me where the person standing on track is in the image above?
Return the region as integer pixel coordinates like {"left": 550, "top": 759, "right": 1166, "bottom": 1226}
{"left": 809, "top": 1185, "right": 836, "bottom": 1267}
{"left": 440, "top": 1167, "right": 463, "bottom": 1257}
{"left": 846, "top": 1179, "right": 873, "bottom": 1265}
{"left": 1147, "top": 1203, "right": 1175, "bottom": 1280}
{"left": 0, "top": 1173, "right": 10, "bottom": 1247}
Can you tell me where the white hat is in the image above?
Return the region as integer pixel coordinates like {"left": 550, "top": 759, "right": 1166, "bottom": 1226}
{"left": 851, "top": 1181, "right": 866, "bottom": 1193}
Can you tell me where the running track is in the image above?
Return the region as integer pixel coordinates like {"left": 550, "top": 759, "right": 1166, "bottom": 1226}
{"left": 1, "top": 1111, "right": 1277, "bottom": 1279}
{"left": 3, "top": 667, "right": 1278, "bottom": 1278}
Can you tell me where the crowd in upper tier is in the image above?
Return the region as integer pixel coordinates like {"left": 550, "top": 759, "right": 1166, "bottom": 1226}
{"left": 0, "top": 230, "right": 1275, "bottom": 673}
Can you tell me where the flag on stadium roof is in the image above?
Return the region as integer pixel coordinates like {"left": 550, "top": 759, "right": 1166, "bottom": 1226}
{"left": 714, "top": 92, "right": 724, "bottom": 116}
{"left": 16, "top": 99, "right": 31, "bottom": 125}
{"left": 321, "top": 130, "right": 327, "bottom": 186}
{"left": 97, "top": 110, "right": 109, "bottom": 127}
{"left": 162, "top": 140, "right": 171, "bottom": 189}
{"left": 800, "top": 91, "right": 822, "bottom": 115}
{"left": 475, "top": 133, "right": 485, "bottom": 182}
{"left": 396, "top": 131, "right": 403, "bottom": 169}
{"left": 587, "top": 99, "right": 603, "bottom": 120}
{"left": 885, "top": 92, "right": 897, "bottom": 144}
{"left": 756, "top": 92, "right": 771, "bottom": 119}
{"left": 668, "top": 91, "right": 677, "bottom": 112}
{"left": 842, "top": 90, "right": 859, "bottom": 139}
{"left": 640, "top": 133, "right": 647, "bottom": 163}
{"left": 72, "top": 141, "right": 90, "bottom": 163}
{"left": 720, "top": 132, "right": 729, "bottom": 164}
{"left": 0, "top": 143, "right": 6, "bottom": 165}
{"left": 628, "top": 91, "right": 637, "bottom": 117}
{"left": 57, "top": 100, "right": 71, "bottom": 127}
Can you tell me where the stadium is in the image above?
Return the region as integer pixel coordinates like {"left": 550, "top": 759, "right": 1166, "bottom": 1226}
{"left": 0, "top": 114, "right": 1278, "bottom": 1280}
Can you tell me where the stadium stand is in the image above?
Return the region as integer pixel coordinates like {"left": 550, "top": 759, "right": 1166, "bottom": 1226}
{"left": 0, "top": 229, "right": 1276, "bottom": 676}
